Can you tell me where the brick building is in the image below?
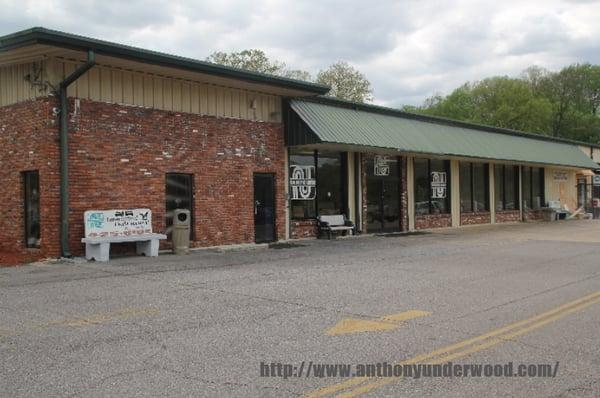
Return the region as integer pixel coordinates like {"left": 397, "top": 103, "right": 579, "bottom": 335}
{"left": 1, "top": 28, "right": 599, "bottom": 265}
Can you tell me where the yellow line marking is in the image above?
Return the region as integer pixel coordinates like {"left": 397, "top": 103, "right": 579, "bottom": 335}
{"left": 325, "top": 310, "right": 431, "bottom": 336}
{"left": 43, "top": 307, "right": 159, "bottom": 328}
{"left": 306, "top": 290, "right": 600, "bottom": 398}
{"left": 380, "top": 310, "right": 431, "bottom": 323}
{"left": 0, "top": 307, "right": 159, "bottom": 339}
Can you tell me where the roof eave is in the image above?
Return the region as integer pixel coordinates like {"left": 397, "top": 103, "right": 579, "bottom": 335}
{"left": 295, "top": 96, "right": 600, "bottom": 149}
{"left": 0, "top": 27, "right": 330, "bottom": 96}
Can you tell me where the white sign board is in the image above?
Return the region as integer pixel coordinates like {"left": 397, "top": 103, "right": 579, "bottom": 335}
{"left": 553, "top": 171, "right": 569, "bottom": 182}
{"left": 290, "top": 165, "right": 316, "bottom": 200}
{"left": 431, "top": 171, "right": 447, "bottom": 199}
{"left": 374, "top": 155, "right": 390, "bottom": 176}
{"left": 84, "top": 209, "right": 153, "bottom": 238}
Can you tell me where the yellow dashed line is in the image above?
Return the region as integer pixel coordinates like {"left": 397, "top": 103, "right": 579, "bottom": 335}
{"left": 307, "top": 291, "right": 600, "bottom": 398}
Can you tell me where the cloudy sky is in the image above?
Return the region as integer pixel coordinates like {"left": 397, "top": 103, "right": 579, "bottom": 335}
{"left": 2, "top": 0, "right": 600, "bottom": 107}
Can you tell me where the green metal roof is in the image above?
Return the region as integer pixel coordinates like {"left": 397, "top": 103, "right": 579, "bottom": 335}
{"left": 0, "top": 27, "right": 329, "bottom": 95}
{"left": 289, "top": 98, "right": 599, "bottom": 169}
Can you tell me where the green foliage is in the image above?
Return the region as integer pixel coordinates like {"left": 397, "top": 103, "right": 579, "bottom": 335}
{"left": 315, "top": 61, "right": 373, "bottom": 103}
{"left": 206, "top": 49, "right": 288, "bottom": 76}
{"left": 415, "top": 63, "right": 600, "bottom": 144}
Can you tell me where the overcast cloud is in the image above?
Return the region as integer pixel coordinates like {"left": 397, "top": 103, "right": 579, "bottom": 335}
{"left": 2, "top": 0, "right": 600, "bottom": 106}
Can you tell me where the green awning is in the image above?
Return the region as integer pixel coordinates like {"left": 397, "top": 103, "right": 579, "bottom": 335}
{"left": 289, "top": 99, "right": 599, "bottom": 169}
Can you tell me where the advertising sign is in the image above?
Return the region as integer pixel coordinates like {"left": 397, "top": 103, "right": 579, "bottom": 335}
{"left": 374, "top": 155, "right": 391, "bottom": 176}
{"left": 431, "top": 171, "right": 447, "bottom": 199}
{"left": 290, "top": 165, "right": 316, "bottom": 200}
{"left": 84, "top": 209, "right": 153, "bottom": 238}
{"left": 553, "top": 171, "right": 569, "bottom": 182}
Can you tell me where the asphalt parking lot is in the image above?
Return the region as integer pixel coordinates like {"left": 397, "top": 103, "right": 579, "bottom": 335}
{"left": 1, "top": 220, "right": 600, "bottom": 397}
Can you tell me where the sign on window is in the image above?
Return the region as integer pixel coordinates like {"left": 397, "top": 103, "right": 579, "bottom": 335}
{"left": 593, "top": 175, "right": 600, "bottom": 186}
{"left": 290, "top": 165, "right": 316, "bottom": 200}
{"left": 431, "top": 171, "right": 447, "bottom": 199}
{"left": 374, "top": 155, "right": 390, "bottom": 176}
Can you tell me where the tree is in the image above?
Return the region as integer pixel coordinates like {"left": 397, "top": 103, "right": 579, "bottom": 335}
{"left": 206, "top": 50, "right": 315, "bottom": 83}
{"left": 206, "top": 49, "right": 288, "bottom": 76}
{"left": 413, "top": 64, "right": 600, "bottom": 144}
{"left": 316, "top": 61, "right": 373, "bottom": 103}
{"left": 417, "top": 77, "right": 553, "bottom": 135}
{"left": 207, "top": 50, "right": 375, "bottom": 103}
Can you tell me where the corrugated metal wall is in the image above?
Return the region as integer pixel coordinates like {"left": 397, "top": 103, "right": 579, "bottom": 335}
{"left": 0, "top": 62, "right": 47, "bottom": 106}
{"left": 0, "top": 58, "right": 282, "bottom": 122}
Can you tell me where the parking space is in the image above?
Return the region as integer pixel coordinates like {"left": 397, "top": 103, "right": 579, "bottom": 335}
{"left": 1, "top": 220, "right": 600, "bottom": 397}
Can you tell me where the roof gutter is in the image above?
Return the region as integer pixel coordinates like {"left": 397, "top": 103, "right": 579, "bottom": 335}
{"left": 59, "top": 49, "right": 95, "bottom": 257}
{"left": 0, "top": 27, "right": 330, "bottom": 95}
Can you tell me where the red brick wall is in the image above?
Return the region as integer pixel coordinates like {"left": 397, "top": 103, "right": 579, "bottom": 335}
{"left": 495, "top": 210, "right": 521, "bottom": 223}
{"left": 460, "top": 212, "right": 491, "bottom": 225}
{"left": 0, "top": 98, "right": 61, "bottom": 264}
{"left": 523, "top": 209, "right": 545, "bottom": 222}
{"left": 290, "top": 220, "right": 318, "bottom": 238}
{"left": 66, "top": 99, "right": 286, "bottom": 255}
{"left": 415, "top": 214, "right": 452, "bottom": 229}
{"left": 1, "top": 96, "right": 286, "bottom": 263}
{"left": 400, "top": 157, "right": 409, "bottom": 232}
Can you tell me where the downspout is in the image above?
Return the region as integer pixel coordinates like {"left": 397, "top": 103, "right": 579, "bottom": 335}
{"left": 59, "top": 49, "right": 95, "bottom": 257}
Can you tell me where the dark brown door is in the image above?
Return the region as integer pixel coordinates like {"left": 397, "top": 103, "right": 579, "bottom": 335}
{"left": 254, "top": 173, "right": 276, "bottom": 243}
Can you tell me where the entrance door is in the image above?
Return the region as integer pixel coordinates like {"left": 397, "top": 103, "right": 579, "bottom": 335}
{"left": 366, "top": 156, "right": 401, "bottom": 233}
{"left": 254, "top": 173, "right": 276, "bottom": 243}
{"left": 577, "top": 178, "right": 588, "bottom": 210}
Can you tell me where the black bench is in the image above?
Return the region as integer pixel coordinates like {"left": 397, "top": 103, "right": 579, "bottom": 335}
{"left": 317, "top": 215, "right": 355, "bottom": 239}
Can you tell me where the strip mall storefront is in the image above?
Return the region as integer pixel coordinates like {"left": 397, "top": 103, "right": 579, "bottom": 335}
{"left": 283, "top": 98, "right": 600, "bottom": 238}
{"left": 1, "top": 28, "right": 599, "bottom": 265}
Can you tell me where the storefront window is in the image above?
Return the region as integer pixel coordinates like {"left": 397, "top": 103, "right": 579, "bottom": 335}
{"left": 460, "top": 163, "right": 472, "bottom": 212}
{"left": 495, "top": 165, "right": 519, "bottom": 211}
{"left": 414, "top": 158, "right": 450, "bottom": 215}
{"left": 289, "top": 149, "right": 317, "bottom": 219}
{"left": 317, "top": 151, "right": 345, "bottom": 215}
{"left": 522, "top": 166, "right": 544, "bottom": 210}
{"left": 531, "top": 167, "right": 543, "bottom": 209}
{"left": 522, "top": 166, "right": 531, "bottom": 209}
{"left": 23, "top": 171, "right": 40, "bottom": 248}
{"left": 505, "top": 166, "right": 518, "bottom": 210}
{"left": 460, "top": 162, "right": 489, "bottom": 213}
{"left": 473, "top": 163, "right": 488, "bottom": 212}
{"left": 289, "top": 149, "right": 345, "bottom": 219}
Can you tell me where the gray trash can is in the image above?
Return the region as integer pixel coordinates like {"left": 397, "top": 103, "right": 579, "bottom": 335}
{"left": 172, "top": 209, "right": 190, "bottom": 255}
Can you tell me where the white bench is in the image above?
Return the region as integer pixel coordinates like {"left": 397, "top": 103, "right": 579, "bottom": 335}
{"left": 317, "top": 215, "right": 355, "bottom": 239}
{"left": 81, "top": 209, "right": 167, "bottom": 262}
{"left": 82, "top": 234, "right": 166, "bottom": 262}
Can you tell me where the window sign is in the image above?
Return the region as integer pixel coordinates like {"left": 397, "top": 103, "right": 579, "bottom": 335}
{"left": 431, "top": 171, "right": 447, "bottom": 199}
{"left": 374, "top": 155, "right": 390, "bottom": 176}
{"left": 593, "top": 175, "right": 600, "bottom": 186}
{"left": 290, "top": 165, "right": 316, "bottom": 200}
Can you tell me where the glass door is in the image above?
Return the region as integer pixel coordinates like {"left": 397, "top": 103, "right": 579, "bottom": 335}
{"left": 365, "top": 156, "right": 401, "bottom": 233}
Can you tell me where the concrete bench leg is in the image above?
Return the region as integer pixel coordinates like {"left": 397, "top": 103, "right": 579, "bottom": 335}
{"left": 136, "top": 239, "right": 160, "bottom": 257}
{"left": 86, "top": 242, "right": 110, "bottom": 262}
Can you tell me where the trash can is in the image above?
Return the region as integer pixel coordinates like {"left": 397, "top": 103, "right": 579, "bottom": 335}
{"left": 172, "top": 209, "right": 190, "bottom": 255}
{"left": 593, "top": 199, "right": 600, "bottom": 219}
